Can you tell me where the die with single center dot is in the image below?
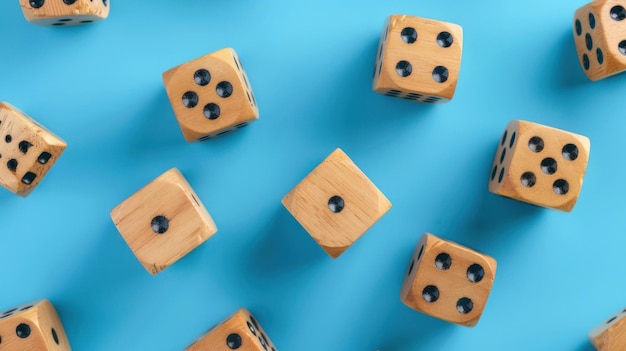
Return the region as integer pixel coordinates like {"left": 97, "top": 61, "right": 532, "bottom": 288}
{"left": 19, "top": 0, "right": 109, "bottom": 27}
{"left": 0, "top": 299, "right": 71, "bottom": 350}
{"left": 163, "top": 48, "right": 259, "bottom": 142}
{"left": 589, "top": 307, "right": 626, "bottom": 350}
{"left": 373, "top": 14, "right": 463, "bottom": 103}
{"left": 282, "top": 148, "right": 392, "bottom": 258}
{"left": 489, "top": 120, "right": 590, "bottom": 212}
{"left": 185, "top": 308, "right": 277, "bottom": 351}
{"left": 401, "top": 233, "right": 497, "bottom": 327}
{"left": 110, "top": 168, "right": 217, "bottom": 275}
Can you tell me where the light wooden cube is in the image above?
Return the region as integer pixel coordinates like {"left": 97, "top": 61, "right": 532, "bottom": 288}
{"left": 400, "top": 233, "right": 497, "bottom": 327}
{"left": 20, "top": 0, "right": 109, "bottom": 27}
{"left": 373, "top": 14, "right": 463, "bottom": 103}
{"left": 163, "top": 48, "right": 259, "bottom": 142}
{"left": 574, "top": 0, "right": 626, "bottom": 80}
{"left": 282, "top": 148, "right": 391, "bottom": 258}
{"left": 590, "top": 307, "right": 626, "bottom": 350}
{"left": 489, "top": 120, "right": 591, "bottom": 212}
{"left": 0, "top": 102, "right": 66, "bottom": 197}
{"left": 185, "top": 308, "right": 277, "bottom": 351}
{"left": 110, "top": 168, "right": 217, "bottom": 275}
{"left": 0, "top": 299, "right": 71, "bottom": 350}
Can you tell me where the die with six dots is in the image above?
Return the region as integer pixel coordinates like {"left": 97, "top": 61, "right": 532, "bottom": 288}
{"left": 373, "top": 14, "right": 463, "bottom": 103}
{"left": 163, "top": 48, "right": 259, "bottom": 142}
{"left": 20, "top": 0, "right": 110, "bottom": 27}
{"left": 110, "top": 168, "right": 217, "bottom": 275}
{"left": 489, "top": 120, "right": 590, "bottom": 212}
{"left": 0, "top": 102, "right": 66, "bottom": 197}
{"left": 589, "top": 307, "right": 626, "bottom": 350}
{"left": 574, "top": 0, "right": 626, "bottom": 80}
{"left": 282, "top": 148, "right": 391, "bottom": 258}
{"left": 185, "top": 308, "right": 277, "bottom": 351}
{"left": 0, "top": 299, "right": 71, "bottom": 350}
{"left": 401, "top": 233, "right": 497, "bottom": 327}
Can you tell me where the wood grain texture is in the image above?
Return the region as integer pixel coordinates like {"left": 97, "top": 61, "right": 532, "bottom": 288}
{"left": 0, "top": 299, "right": 71, "bottom": 351}
{"left": 590, "top": 307, "right": 626, "bottom": 350}
{"left": 185, "top": 308, "right": 277, "bottom": 351}
{"left": 0, "top": 102, "right": 66, "bottom": 197}
{"left": 19, "top": 0, "right": 109, "bottom": 27}
{"left": 488, "top": 120, "right": 590, "bottom": 212}
{"left": 373, "top": 14, "right": 463, "bottom": 103}
{"left": 282, "top": 148, "right": 391, "bottom": 258}
{"left": 400, "top": 233, "right": 497, "bottom": 327}
{"left": 110, "top": 168, "right": 217, "bottom": 275}
{"left": 163, "top": 48, "right": 259, "bottom": 142}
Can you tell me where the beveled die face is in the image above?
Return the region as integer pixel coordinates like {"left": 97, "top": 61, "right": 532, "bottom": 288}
{"left": 373, "top": 14, "right": 463, "bottom": 103}
{"left": 489, "top": 120, "right": 590, "bottom": 212}
{"left": 20, "top": 0, "right": 110, "bottom": 27}
{"left": 590, "top": 307, "right": 626, "bottom": 350}
{"left": 163, "top": 48, "right": 259, "bottom": 142}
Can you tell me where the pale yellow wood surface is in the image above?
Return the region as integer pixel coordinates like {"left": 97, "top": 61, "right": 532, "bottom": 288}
{"left": 0, "top": 299, "right": 71, "bottom": 350}
{"left": 186, "top": 308, "right": 277, "bottom": 351}
{"left": 574, "top": 0, "right": 626, "bottom": 81}
{"left": 20, "top": 0, "right": 109, "bottom": 27}
{"left": 373, "top": 14, "right": 463, "bottom": 103}
{"left": 282, "top": 148, "right": 391, "bottom": 258}
{"left": 163, "top": 48, "right": 259, "bottom": 142}
{"left": 400, "top": 233, "right": 497, "bottom": 327}
{"left": 590, "top": 307, "right": 626, "bottom": 350}
{"left": 0, "top": 102, "right": 66, "bottom": 197}
{"left": 110, "top": 168, "right": 217, "bottom": 275}
{"left": 488, "top": 120, "right": 590, "bottom": 212}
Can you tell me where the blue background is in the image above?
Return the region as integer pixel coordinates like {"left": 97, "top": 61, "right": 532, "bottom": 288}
{"left": 0, "top": 1, "right": 621, "bottom": 350}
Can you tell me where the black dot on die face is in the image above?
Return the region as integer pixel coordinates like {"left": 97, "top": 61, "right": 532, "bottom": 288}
{"left": 194, "top": 69, "right": 211, "bottom": 86}
{"left": 435, "top": 253, "right": 452, "bottom": 270}
{"left": 589, "top": 13, "right": 596, "bottom": 29}
{"left": 400, "top": 27, "right": 417, "bottom": 44}
{"left": 611, "top": 6, "right": 626, "bottom": 21}
{"left": 247, "top": 321, "right": 256, "bottom": 335}
{"left": 16, "top": 324, "right": 31, "bottom": 338}
{"left": 457, "top": 297, "right": 474, "bottom": 314}
{"left": 501, "top": 130, "right": 508, "bottom": 146}
{"left": 553, "top": 179, "right": 569, "bottom": 195}
{"left": 5, "top": 135, "right": 12, "bottom": 143}
{"left": 395, "top": 61, "right": 412, "bottom": 77}
{"left": 422, "top": 285, "right": 440, "bottom": 303}
{"left": 541, "top": 158, "right": 558, "bottom": 175}
{"left": 585, "top": 33, "right": 593, "bottom": 50}
{"left": 583, "top": 54, "right": 590, "bottom": 70}
{"left": 607, "top": 316, "right": 618, "bottom": 324}
{"left": 562, "top": 144, "right": 579, "bottom": 161}
{"left": 619, "top": 41, "right": 626, "bottom": 55}
{"left": 528, "top": 136, "right": 544, "bottom": 152}
{"left": 52, "top": 328, "right": 59, "bottom": 344}
{"left": 38, "top": 152, "right": 52, "bottom": 164}
{"left": 491, "top": 165, "right": 497, "bottom": 181}
{"left": 498, "top": 167, "right": 505, "bottom": 183}
{"left": 509, "top": 132, "right": 517, "bottom": 148}
{"left": 182, "top": 91, "right": 199, "bottom": 108}
{"left": 21, "top": 172, "right": 37, "bottom": 185}
{"left": 575, "top": 19, "right": 582, "bottom": 36}
{"left": 250, "top": 315, "right": 259, "bottom": 329}
{"left": 520, "top": 172, "right": 536, "bottom": 187}
{"left": 226, "top": 333, "right": 242, "bottom": 349}
{"left": 216, "top": 81, "right": 233, "bottom": 98}
{"left": 407, "top": 259, "right": 415, "bottom": 276}
{"left": 597, "top": 48, "right": 604, "bottom": 64}
{"left": 52, "top": 23, "right": 66, "bottom": 26}
{"left": 62, "top": 0, "right": 77, "bottom": 4}
{"left": 432, "top": 66, "right": 449, "bottom": 83}
{"left": 18, "top": 141, "right": 32, "bottom": 154}
{"left": 29, "top": 0, "right": 44, "bottom": 8}
{"left": 103, "top": 0, "right": 108, "bottom": 6}
{"left": 7, "top": 159, "right": 17, "bottom": 172}
{"left": 328, "top": 195, "right": 345, "bottom": 213}
{"left": 436, "top": 32, "right": 454, "bottom": 48}
{"left": 499, "top": 148, "right": 506, "bottom": 164}
{"left": 467, "top": 264, "right": 485, "bottom": 283}
{"left": 203, "top": 103, "right": 221, "bottom": 120}
{"left": 151, "top": 215, "right": 169, "bottom": 234}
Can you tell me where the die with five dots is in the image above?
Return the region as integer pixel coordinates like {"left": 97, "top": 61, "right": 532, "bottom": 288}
{"left": 20, "top": 0, "right": 110, "bottom": 27}
{"left": 185, "top": 308, "right": 277, "bottom": 351}
{"left": 0, "top": 102, "right": 66, "bottom": 197}
{"left": 110, "top": 168, "right": 217, "bottom": 275}
{"left": 0, "top": 299, "right": 71, "bottom": 350}
{"left": 282, "top": 148, "right": 391, "bottom": 258}
{"left": 163, "top": 48, "right": 259, "bottom": 142}
{"left": 489, "top": 120, "right": 590, "bottom": 212}
{"left": 401, "top": 233, "right": 497, "bottom": 327}
{"left": 373, "top": 14, "right": 463, "bottom": 103}
{"left": 589, "top": 307, "right": 626, "bottom": 350}
{"left": 574, "top": 0, "right": 626, "bottom": 80}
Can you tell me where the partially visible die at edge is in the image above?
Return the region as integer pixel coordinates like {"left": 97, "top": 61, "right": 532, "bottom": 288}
{"left": 0, "top": 102, "right": 66, "bottom": 197}
{"left": 574, "top": 0, "right": 626, "bottom": 80}
{"left": 163, "top": 48, "right": 259, "bottom": 142}
{"left": 373, "top": 14, "right": 463, "bottom": 104}
{"left": 488, "top": 120, "right": 590, "bottom": 212}
{"left": 590, "top": 307, "right": 626, "bottom": 350}
{"left": 20, "top": 0, "right": 110, "bottom": 27}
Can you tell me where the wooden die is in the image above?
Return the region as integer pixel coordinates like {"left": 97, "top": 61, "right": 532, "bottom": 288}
{"left": 186, "top": 308, "right": 277, "bottom": 351}
{"left": 163, "top": 48, "right": 258, "bottom": 142}
{"left": 373, "top": 14, "right": 463, "bottom": 103}
{"left": 401, "top": 233, "right": 497, "bottom": 327}
{"left": 110, "top": 168, "right": 217, "bottom": 275}
{"left": 282, "top": 148, "right": 391, "bottom": 258}
{"left": 590, "top": 307, "right": 626, "bottom": 350}
{"left": 0, "top": 299, "right": 71, "bottom": 350}
{"left": 20, "top": 0, "right": 110, "bottom": 27}
{"left": 0, "top": 102, "right": 66, "bottom": 197}
{"left": 489, "top": 120, "right": 590, "bottom": 212}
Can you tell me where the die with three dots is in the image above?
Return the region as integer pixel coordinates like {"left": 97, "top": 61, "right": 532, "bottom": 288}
{"left": 20, "top": 0, "right": 110, "bottom": 27}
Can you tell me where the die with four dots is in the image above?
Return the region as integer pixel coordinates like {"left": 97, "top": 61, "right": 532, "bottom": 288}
{"left": 282, "top": 148, "right": 392, "bottom": 258}
{"left": 110, "top": 168, "right": 217, "bottom": 275}
{"left": 373, "top": 14, "right": 463, "bottom": 103}
{"left": 401, "top": 233, "right": 497, "bottom": 327}
{"left": 0, "top": 102, "right": 66, "bottom": 197}
{"left": 489, "top": 120, "right": 590, "bottom": 212}
{"left": 589, "top": 307, "right": 626, "bottom": 350}
{"left": 163, "top": 48, "right": 259, "bottom": 142}
{"left": 0, "top": 299, "right": 71, "bottom": 350}
{"left": 20, "top": 0, "right": 110, "bottom": 27}
{"left": 574, "top": 0, "right": 626, "bottom": 80}
{"left": 185, "top": 308, "right": 277, "bottom": 351}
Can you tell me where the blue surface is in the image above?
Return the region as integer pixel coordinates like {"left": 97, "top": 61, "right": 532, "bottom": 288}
{"left": 0, "top": 1, "right": 622, "bottom": 350}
